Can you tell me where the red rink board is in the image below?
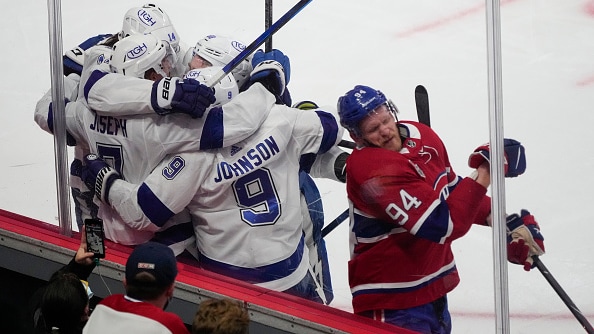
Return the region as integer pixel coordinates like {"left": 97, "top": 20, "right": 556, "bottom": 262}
{"left": 0, "top": 208, "right": 417, "bottom": 334}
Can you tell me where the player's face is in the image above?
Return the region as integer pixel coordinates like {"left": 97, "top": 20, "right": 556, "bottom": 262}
{"left": 190, "top": 54, "right": 212, "bottom": 70}
{"left": 160, "top": 55, "right": 173, "bottom": 77}
{"left": 357, "top": 105, "right": 401, "bottom": 151}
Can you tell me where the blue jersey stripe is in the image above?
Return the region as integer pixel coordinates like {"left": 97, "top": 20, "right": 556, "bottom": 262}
{"left": 351, "top": 264, "right": 456, "bottom": 298}
{"left": 198, "top": 235, "right": 305, "bottom": 284}
{"left": 314, "top": 110, "right": 339, "bottom": 154}
{"left": 84, "top": 70, "right": 108, "bottom": 102}
{"left": 137, "top": 183, "right": 175, "bottom": 227}
{"left": 199, "top": 106, "right": 224, "bottom": 149}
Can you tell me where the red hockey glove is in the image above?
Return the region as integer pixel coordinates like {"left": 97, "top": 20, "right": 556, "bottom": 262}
{"left": 468, "top": 138, "right": 526, "bottom": 177}
{"left": 506, "top": 209, "right": 545, "bottom": 271}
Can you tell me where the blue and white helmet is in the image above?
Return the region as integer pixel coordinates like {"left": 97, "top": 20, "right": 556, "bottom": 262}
{"left": 119, "top": 4, "right": 181, "bottom": 54}
{"left": 110, "top": 34, "right": 173, "bottom": 79}
{"left": 184, "top": 66, "right": 238, "bottom": 108}
{"left": 193, "top": 35, "right": 252, "bottom": 88}
{"left": 337, "top": 85, "right": 397, "bottom": 135}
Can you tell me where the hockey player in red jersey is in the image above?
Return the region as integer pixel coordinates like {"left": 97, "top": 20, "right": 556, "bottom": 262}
{"left": 337, "top": 85, "right": 545, "bottom": 333}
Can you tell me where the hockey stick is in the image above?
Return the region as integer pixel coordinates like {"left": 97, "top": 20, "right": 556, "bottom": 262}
{"left": 415, "top": 85, "right": 431, "bottom": 127}
{"left": 322, "top": 208, "right": 349, "bottom": 238}
{"left": 532, "top": 256, "right": 594, "bottom": 333}
{"left": 339, "top": 139, "right": 356, "bottom": 149}
{"left": 206, "top": 0, "right": 312, "bottom": 87}
{"left": 265, "top": 0, "right": 273, "bottom": 52}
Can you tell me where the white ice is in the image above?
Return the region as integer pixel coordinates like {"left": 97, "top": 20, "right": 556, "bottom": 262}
{"left": 1, "top": 1, "right": 593, "bottom": 332}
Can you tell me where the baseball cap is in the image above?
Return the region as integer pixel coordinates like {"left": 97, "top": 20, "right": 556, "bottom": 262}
{"left": 125, "top": 242, "right": 178, "bottom": 287}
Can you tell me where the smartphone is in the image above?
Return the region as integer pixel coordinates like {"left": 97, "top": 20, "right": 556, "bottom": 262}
{"left": 84, "top": 218, "right": 106, "bottom": 258}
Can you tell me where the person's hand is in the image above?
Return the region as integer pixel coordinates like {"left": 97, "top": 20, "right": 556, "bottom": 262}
{"left": 468, "top": 138, "right": 526, "bottom": 177}
{"left": 248, "top": 49, "right": 290, "bottom": 97}
{"left": 506, "top": 209, "right": 545, "bottom": 271}
{"left": 76, "top": 224, "right": 97, "bottom": 266}
{"left": 151, "top": 77, "right": 215, "bottom": 118}
{"left": 72, "top": 154, "right": 121, "bottom": 203}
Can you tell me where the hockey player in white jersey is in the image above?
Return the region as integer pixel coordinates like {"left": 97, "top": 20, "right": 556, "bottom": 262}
{"left": 77, "top": 49, "right": 344, "bottom": 303}
{"left": 35, "top": 34, "right": 274, "bottom": 255}
{"left": 61, "top": 3, "right": 203, "bottom": 230}
{"left": 188, "top": 34, "right": 348, "bottom": 301}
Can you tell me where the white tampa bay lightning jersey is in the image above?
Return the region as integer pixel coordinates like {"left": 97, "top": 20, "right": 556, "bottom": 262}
{"left": 34, "top": 82, "right": 276, "bottom": 246}
{"left": 107, "top": 104, "right": 344, "bottom": 290}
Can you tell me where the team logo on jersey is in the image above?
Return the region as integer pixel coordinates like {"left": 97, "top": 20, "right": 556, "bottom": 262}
{"left": 230, "top": 145, "right": 242, "bottom": 156}
{"left": 96, "top": 53, "right": 108, "bottom": 65}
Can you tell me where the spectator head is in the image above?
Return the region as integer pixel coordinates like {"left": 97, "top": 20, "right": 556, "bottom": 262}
{"left": 124, "top": 242, "right": 178, "bottom": 304}
{"left": 39, "top": 272, "right": 90, "bottom": 334}
{"left": 192, "top": 298, "right": 249, "bottom": 334}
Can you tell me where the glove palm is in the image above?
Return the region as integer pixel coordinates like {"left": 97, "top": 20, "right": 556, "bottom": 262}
{"left": 506, "top": 209, "right": 545, "bottom": 271}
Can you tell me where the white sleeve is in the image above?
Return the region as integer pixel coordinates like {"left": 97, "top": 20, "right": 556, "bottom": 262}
{"left": 108, "top": 152, "right": 207, "bottom": 227}
{"left": 284, "top": 104, "right": 345, "bottom": 155}
{"left": 34, "top": 74, "right": 81, "bottom": 134}
{"left": 217, "top": 82, "right": 276, "bottom": 147}
{"left": 85, "top": 74, "right": 155, "bottom": 115}
{"left": 80, "top": 45, "right": 155, "bottom": 115}
{"left": 308, "top": 146, "right": 348, "bottom": 181}
{"left": 154, "top": 82, "right": 277, "bottom": 153}
{"left": 106, "top": 180, "right": 157, "bottom": 229}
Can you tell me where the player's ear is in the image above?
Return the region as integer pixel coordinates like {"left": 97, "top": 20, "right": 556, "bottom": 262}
{"left": 349, "top": 131, "right": 363, "bottom": 146}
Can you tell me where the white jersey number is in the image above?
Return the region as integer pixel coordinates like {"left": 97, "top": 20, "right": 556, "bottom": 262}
{"left": 385, "top": 189, "right": 422, "bottom": 226}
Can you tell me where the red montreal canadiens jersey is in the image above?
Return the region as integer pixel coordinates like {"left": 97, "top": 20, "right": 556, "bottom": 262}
{"left": 345, "top": 121, "right": 490, "bottom": 313}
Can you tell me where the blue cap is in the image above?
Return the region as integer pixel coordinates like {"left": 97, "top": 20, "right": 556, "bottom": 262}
{"left": 126, "top": 242, "right": 178, "bottom": 287}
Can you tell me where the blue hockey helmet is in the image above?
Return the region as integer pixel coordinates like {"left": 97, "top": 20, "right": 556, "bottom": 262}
{"left": 337, "top": 85, "right": 396, "bottom": 135}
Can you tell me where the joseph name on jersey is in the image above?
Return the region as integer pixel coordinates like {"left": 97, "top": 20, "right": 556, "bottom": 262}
{"left": 89, "top": 114, "right": 128, "bottom": 137}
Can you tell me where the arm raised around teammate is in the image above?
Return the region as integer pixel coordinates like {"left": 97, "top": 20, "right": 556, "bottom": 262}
{"left": 79, "top": 45, "right": 214, "bottom": 118}
{"left": 107, "top": 152, "right": 209, "bottom": 228}
{"left": 154, "top": 82, "right": 276, "bottom": 152}
{"left": 34, "top": 82, "right": 91, "bottom": 151}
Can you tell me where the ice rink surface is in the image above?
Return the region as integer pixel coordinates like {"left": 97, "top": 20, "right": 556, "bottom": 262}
{"left": 1, "top": 1, "right": 593, "bottom": 332}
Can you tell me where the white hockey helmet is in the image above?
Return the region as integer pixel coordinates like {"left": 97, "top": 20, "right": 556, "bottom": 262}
{"left": 192, "top": 35, "right": 252, "bottom": 88}
{"left": 184, "top": 67, "right": 239, "bottom": 108}
{"left": 110, "top": 34, "right": 174, "bottom": 79}
{"left": 119, "top": 3, "right": 181, "bottom": 54}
